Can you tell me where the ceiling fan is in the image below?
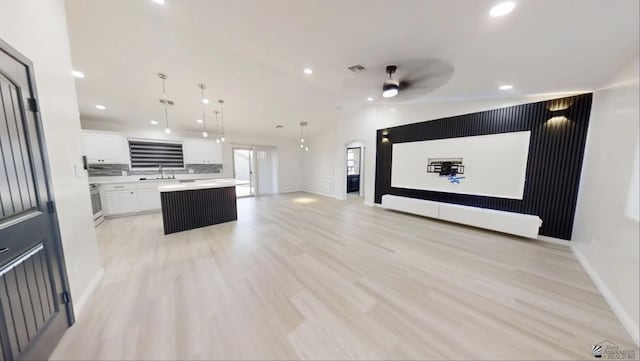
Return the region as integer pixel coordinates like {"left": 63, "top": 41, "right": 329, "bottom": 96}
{"left": 382, "top": 65, "right": 400, "bottom": 98}
{"left": 343, "top": 59, "right": 454, "bottom": 101}
{"left": 362, "top": 60, "right": 455, "bottom": 100}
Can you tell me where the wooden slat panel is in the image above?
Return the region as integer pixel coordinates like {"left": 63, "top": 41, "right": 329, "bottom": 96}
{"left": 0, "top": 244, "right": 55, "bottom": 358}
{"left": 0, "top": 334, "right": 5, "bottom": 361}
{"left": 8, "top": 85, "right": 36, "bottom": 211}
{"left": 0, "top": 74, "right": 37, "bottom": 221}
{"left": 23, "top": 257, "right": 44, "bottom": 330}
{"left": 375, "top": 93, "right": 592, "bottom": 240}
{"left": 14, "top": 262, "right": 37, "bottom": 342}
{"left": 0, "top": 278, "right": 18, "bottom": 359}
{"left": 2, "top": 272, "right": 28, "bottom": 352}
{"left": 36, "top": 251, "right": 54, "bottom": 316}
{"left": 161, "top": 187, "right": 237, "bottom": 234}
{"left": 0, "top": 77, "right": 22, "bottom": 217}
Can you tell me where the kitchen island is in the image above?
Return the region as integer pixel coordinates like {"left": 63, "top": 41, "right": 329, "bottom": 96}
{"left": 158, "top": 179, "right": 237, "bottom": 234}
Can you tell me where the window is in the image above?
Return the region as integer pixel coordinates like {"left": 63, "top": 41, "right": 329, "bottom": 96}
{"left": 129, "top": 140, "right": 184, "bottom": 168}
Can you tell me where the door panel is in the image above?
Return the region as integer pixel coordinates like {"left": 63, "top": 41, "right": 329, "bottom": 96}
{"left": 0, "top": 74, "right": 37, "bottom": 219}
{"left": 0, "top": 40, "right": 72, "bottom": 360}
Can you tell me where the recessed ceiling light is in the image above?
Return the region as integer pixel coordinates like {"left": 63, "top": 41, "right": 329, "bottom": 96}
{"left": 196, "top": 119, "right": 203, "bottom": 124}
{"left": 202, "top": 99, "right": 209, "bottom": 104}
{"left": 367, "top": 97, "right": 374, "bottom": 101}
{"left": 95, "top": 104, "right": 106, "bottom": 110}
{"left": 489, "top": 2, "right": 516, "bottom": 17}
{"left": 152, "top": 0, "right": 165, "bottom": 4}
{"left": 499, "top": 84, "right": 514, "bottom": 90}
{"left": 150, "top": 120, "right": 158, "bottom": 125}
{"left": 303, "top": 68, "right": 313, "bottom": 75}
{"left": 71, "top": 70, "right": 85, "bottom": 78}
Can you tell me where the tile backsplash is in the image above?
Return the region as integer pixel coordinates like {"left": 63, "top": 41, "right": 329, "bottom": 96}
{"left": 87, "top": 163, "right": 223, "bottom": 177}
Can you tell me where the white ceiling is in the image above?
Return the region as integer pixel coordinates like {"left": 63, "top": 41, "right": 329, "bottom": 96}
{"left": 65, "top": 0, "right": 639, "bottom": 138}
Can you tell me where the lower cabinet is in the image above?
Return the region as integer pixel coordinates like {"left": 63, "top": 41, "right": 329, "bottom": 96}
{"left": 100, "top": 181, "right": 176, "bottom": 216}
{"left": 136, "top": 188, "right": 162, "bottom": 211}
{"left": 103, "top": 190, "right": 137, "bottom": 215}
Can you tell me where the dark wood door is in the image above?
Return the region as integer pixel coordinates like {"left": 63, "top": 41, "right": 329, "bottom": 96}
{"left": 0, "top": 40, "right": 73, "bottom": 360}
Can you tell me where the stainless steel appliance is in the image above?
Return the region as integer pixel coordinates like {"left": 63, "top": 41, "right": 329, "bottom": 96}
{"left": 89, "top": 184, "right": 104, "bottom": 226}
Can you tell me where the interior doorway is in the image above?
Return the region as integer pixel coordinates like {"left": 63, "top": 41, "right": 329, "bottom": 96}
{"left": 346, "top": 147, "right": 363, "bottom": 196}
{"left": 233, "top": 148, "right": 254, "bottom": 197}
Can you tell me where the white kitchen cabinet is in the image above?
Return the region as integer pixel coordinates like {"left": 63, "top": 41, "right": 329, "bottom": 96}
{"left": 183, "top": 139, "right": 222, "bottom": 164}
{"left": 102, "top": 190, "right": 137, "bottom": 215}
{"left": 136, "top": 189, "right": 161, "bottom": 211}
{"left": 100, "top": 181, "right": 177, "bottom": 216}
{"left": 82, "top": 131, "right": 128, "bottom": 164}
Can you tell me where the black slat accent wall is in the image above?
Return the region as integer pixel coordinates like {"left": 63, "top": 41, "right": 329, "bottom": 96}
{"left": 374, "top": 93, "right": 592, "bottom": 240}
{"left": 161, "top": 187, "right": 238, "bottom": 234}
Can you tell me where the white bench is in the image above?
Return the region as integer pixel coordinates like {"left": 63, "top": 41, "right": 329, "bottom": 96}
{"left": 381, "top": 195, "right": 542, "bottom": 239}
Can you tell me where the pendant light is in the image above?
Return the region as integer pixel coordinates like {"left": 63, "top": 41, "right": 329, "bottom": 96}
{"left": 198, "top": 83, "right": 208, "bottom": 138}
{"left": 218, "top": 99, "right": 226, "bottom": 142}
{"left": 158, "top": 73, "right": 174, "bottom": 134}
{"left": 299, "top": 121, "right": 309, "bottom": 152}
{"left": 213, "top": 110, "right": 220, "bottom": 143}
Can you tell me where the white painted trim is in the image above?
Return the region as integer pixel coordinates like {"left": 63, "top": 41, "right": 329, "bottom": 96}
{"left": 278, "top": 189, "right": 303, "bottom": 194}
{"left": 302, "top": 189, "right": 343, "bottom": 200}
{"left": 572, "top": 246, "right": 639, "bottom": 346}
{"left": 73, "top": 267, "right": 104, "bottom": 319}
{"left": 536, "top": 235, "right": 571, "bottom": 245}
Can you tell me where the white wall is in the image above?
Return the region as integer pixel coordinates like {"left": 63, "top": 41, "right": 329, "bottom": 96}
{"left": 0, "top": 0, "right": 102, "bottom": 316}
{"left": 81, "top": 119, "right": 302, "bottom": 193}
{"left": 303, "top": 92, "right": 585, "bottom": 205}
{"left": 391, "top": 132, "right": 531, "bottom": 199}
{"left": 572, "top": 55, "right": 640, "bottom": 345}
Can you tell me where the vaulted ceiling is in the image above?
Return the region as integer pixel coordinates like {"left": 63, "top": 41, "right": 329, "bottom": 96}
{"left": 65, "top": 0, "right": 639, "bottom": 137}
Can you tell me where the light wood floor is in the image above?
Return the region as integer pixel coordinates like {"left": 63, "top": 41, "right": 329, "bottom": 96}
{"left": 50, "top": 192, "right": 636, "bottom": 360}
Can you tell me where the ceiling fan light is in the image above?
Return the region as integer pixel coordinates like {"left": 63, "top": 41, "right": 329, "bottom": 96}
{"left": 382, "top": 83, "right": 399, "bottom": 98}
{"left": 216, "top": 138, "right": 220, "bottom": 143}
{"left": 221, "top": 136, "right": 225, "bottom": 142}
{"left": 202, "top": 131, "right": 208, "bottom": 138}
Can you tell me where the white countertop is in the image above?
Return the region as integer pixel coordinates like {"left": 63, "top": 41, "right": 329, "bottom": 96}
{"left": 89, "top": 173, "right": 224, "bottom": 184}
{"left": 158, "top": 178, "right": 236, "bottom": 192}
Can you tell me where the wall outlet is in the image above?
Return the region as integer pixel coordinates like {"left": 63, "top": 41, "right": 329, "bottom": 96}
{"left": 74, "top": 163, "right": 86, "bottom": 177}
{"left": 122, "top": 170, "right": 128, "bottom": 176}
{"left": 188, "top": 169, "right": 195, "bottom": 174}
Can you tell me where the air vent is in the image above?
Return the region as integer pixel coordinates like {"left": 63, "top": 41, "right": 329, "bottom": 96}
{"left": 275, "top": 125, "right": 284, "bottom": 129}
{"left": 348, "top": 64, "right": 366, "bottom": 73}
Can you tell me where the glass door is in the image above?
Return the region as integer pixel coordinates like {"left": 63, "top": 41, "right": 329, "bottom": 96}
{"left": 233, "top": 148, "right": 254, "bottom": 197}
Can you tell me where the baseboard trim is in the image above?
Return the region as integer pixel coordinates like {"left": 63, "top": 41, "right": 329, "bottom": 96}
{"left": 572, "top": 246, "right": 639, "bottom": 346}
{"left": 73, "top": 267, "right": 104, "bottom": 319}
{"left": 537, "top": 235, "right": 571, "bottom": 245}
{"left": 302, "top": 189, "right": 343, "bottom": 200}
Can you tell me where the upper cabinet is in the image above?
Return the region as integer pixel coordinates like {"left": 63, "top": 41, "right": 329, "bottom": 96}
{"left": 82, "top": 131, "right": 128, "bottom": 164}
{"left": 183, "top": 139, "right": 223, "bottom": 164}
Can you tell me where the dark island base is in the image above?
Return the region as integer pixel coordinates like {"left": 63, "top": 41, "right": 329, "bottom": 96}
{"left": 161, "top": 186, "right": 237, "bottom": 235}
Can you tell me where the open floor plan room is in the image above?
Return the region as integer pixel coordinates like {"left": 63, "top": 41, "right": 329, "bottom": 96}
{"left": 0, "top": 0, "right": 638, "bottom": 360}
{"left": 51, "top": 195, "right": 633, "bottom": 360}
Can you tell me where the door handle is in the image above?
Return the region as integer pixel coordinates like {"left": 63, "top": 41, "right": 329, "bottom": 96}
{"left": 0, "top": 248, "right": 8, "bottom": 255}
